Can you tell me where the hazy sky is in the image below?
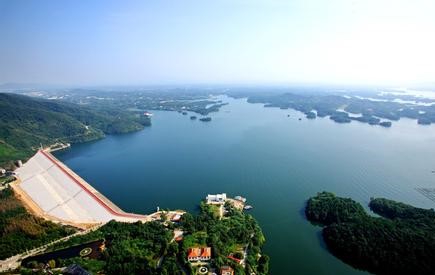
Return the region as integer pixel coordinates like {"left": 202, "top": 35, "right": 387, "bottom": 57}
{"left": 1, "top": 0, "right": 434, "bottom": 86}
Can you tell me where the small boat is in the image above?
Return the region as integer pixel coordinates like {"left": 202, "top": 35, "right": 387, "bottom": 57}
{"left": 235, "top": 195, "right": 247, "bottom": 203}
{"left": 244, "top": 205, "right": 253, "bottom": 210}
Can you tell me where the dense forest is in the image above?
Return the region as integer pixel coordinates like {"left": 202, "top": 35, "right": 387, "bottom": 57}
{"left": 0, "top": 93, "right": 151, "bottom": 166}
{"left": 0, "top": 187, "right": 76, "bottom": 260}
{"left": 306, "top": 192, "right": 435, "bottom": 275}
{"left": 22, "top": 221, "right": 174, "bottom": 275}
{"left": 23, "top": 201, "right": 268, "bottom": 274}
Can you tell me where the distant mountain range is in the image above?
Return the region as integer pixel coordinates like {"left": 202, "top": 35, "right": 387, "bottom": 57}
{"left": 0, "top": 83, "right": 70, "bottom": 90}
{"left": 0, "top": 93, "right": 150, "bottom": 166}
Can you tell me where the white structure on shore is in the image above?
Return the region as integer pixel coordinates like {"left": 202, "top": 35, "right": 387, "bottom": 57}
{"left": 206, "top": 193, "right": 227, "bottom": 204}
{"left": 234, "top": 195, "right": 247, "bottom": 203}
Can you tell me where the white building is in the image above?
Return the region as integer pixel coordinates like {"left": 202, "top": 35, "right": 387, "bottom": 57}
{"left": 206, "top": 193, "right": 227, "bottom": 204}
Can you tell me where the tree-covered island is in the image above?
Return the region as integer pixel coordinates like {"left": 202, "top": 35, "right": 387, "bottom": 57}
{"left": 306, "top": 192, "right": 435, "bottom": 275}
{"left": 228, "top": 89, "right": 435, "bottom": 127}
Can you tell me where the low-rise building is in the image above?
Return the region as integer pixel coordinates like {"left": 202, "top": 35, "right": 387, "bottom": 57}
{"left": 187, "top": 247, "right": 211, "bottom": 262}
{"left": 220, "top": 266, "right": 234, "bottom": 275}
{"left": 206, "top": 193, "right": 227, "bottom": 204}
{"left": 227, "top": 255, "right": 241, "bottom": 264}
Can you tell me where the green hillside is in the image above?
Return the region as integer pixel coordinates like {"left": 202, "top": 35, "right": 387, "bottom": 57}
{"left": 306, "top": 192, "right": 435, "bottom": 275}
{"left": 0, "top": 93, "right": 151, "bottom": 166}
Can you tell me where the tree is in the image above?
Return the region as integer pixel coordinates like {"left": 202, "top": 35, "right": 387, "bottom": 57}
{"left": 258, "top": 255, "right": 269, "bottom": 274}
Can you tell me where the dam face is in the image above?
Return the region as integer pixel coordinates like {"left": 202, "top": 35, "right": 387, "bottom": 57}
{"left": 15, "top": 151, "right": 148, "bottom": 225}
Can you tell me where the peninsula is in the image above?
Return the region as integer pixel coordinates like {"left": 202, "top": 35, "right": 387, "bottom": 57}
{"left": 306, "top": 192, "right": 435, "bottom": 275}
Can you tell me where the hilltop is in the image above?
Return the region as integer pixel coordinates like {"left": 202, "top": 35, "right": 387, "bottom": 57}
{"left": 0, "top": 93, "right": 151, "bottom": 166}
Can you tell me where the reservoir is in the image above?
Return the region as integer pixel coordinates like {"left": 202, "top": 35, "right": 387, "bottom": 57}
{"left": 56, "top": 96, "right": 435, "bottom": 275}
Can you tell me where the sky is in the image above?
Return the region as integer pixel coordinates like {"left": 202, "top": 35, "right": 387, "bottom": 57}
{"left": 0, "top": 0, "right": 435, "bottom": 86}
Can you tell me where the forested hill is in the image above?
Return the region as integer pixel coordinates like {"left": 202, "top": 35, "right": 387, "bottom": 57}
{"left": 0, "top": 93, "right": 151, "bottom": 166}
{"left": 306, "top": 192, "right": 435, "bottom": 275}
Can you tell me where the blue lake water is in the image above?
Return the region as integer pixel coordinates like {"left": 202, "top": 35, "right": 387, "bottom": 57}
{"left": 56, "top": 96, "right": 435, "bottom": 274}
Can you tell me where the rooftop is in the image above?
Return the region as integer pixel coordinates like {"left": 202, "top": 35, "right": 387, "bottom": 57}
{"left": 187, "top": 247, "right": 211, "bottom": 259}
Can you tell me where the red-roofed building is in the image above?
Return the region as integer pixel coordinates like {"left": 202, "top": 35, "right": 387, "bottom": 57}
{"left": 227, "top": 255, "right": 241, "bottom": 264}
{"left": 187, "top": 247, "right": 211, "bottom": 262}
{"left": 200, "top": 247, "right": 211, "bottom": 259}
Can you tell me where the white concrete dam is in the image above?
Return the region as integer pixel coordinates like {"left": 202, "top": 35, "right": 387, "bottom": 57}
{"left": 15, "top": 150, "right": 148, "bottom": 225}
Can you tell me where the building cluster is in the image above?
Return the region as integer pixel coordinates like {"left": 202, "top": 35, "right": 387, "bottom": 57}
{"left": 149, "top": 211, "right": 184, "bottom": 223}
{"left": 186, "top": 247, "right": 235, "bottom": 275}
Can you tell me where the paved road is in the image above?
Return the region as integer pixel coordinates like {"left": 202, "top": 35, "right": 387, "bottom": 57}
{"left": 0, "top": 224, "right": 102, "bottom": 272}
